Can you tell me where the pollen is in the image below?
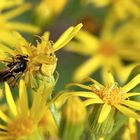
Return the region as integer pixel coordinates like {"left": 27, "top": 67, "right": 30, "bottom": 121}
{"left": 91, "top": 84, "right": 125, "bottom": 106}
{"left": 7, "top": 117, "right": 34, "bottom": 138}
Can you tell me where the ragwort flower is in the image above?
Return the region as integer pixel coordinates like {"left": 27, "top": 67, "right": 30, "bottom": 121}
{"left": 66, "top": 28, "right": 138, "bottom": 82}
{"left": 0, "top": 24, "right": 83, "bottom": 88}
{"left": 55, "top": 72, "right": 140, "bottom": 124}
{"left": 0, "top": 80, "right": 48, "bottom": 140}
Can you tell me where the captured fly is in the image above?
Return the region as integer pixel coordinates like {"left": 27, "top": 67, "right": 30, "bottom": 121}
{"left": 0, "top": 55, "right": 28, "bottom": 86}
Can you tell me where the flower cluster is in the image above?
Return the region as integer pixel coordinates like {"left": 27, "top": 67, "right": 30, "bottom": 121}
{"left": 0, "top": 0, "right": 140, "bottom": 140}
{"left": 0, "top": 24, "right": 82, "bottom": 89}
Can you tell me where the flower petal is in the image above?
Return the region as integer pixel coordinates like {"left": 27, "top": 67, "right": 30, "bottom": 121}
{"left": 115, "top": 62, "right": 136, "bottom": 83}
{"left": 65, "top": 30, "right": 100, "bottom": 55}
{"left": 53, "top": 23, "right": 83, "bottom": 51}
{"left": 122, "top": 100, "right": 140, "bottom": 111}
{"left": 54, "top": 91, "right": 100, "bottom": 108}
{"left": 4, "top": 22, "right": 40, "bottom": 33}
{"left": 98, "top": 104, "right": 111, "bottom": 123}
{"left": 83, "top": 98, "right": 103, "bottom": 106}
{"left": 0, "top": 110, "right": 11, "bottom": 123}
{"left": 2, "top": 3, "right": 31, "bottom": 20}
{"left": 128, "top": 118, "right": 137, "bottom": 136}
{"left": 102, "top": 70, "right": 115, "bottom": 86}
{"left": 124, "top": 93, "right": 140, "bottom": 98}
{"left": 0, "top": 0, "right": 22, "bottom": 10}
{"left": 0, "top": 124, "right": 7, "bottom": 130}
{"left": 66, "top": 83, "right": 91, "bottom": 90}
{"left": 115, "top": 105, "right": 140, "bottom": 122}
{"left": 0, "top": 44, "right": 14, "bottom": 59}
{"left": 18, "top": 80, "right": 29, "bottom": 116}
{"left": 84, "top": 77, "right": 103, "bottom": 87}
{"left": 65, "top": 41, "right": 93, "bottom": 55}
{"left": 0, "top": 31, "right": 28, "bottom": 48}
{"left": 122, "top": 74, "right": 140, "bottom": 92}
{"left": 5, "top": 82, "right": 18, "bottom": 117}
{"left": 30, "top": 92, "right": 42, "bottom": 118}
{"left": 30, "top": 92, "right": 46, "bottom": 122}
{"left": 73, "top": 54, "right": 103, "bottom": 81}
{"left": 0, "top": 31, "right": 19, "bottom": 48}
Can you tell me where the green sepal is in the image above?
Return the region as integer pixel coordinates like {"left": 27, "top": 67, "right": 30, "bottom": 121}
{"left": 105, "top": 112, "right": 128, "bottom": 140}
{"left": 88, "top": 104, "right": 115, "bottom": 138}
{"left": 59, "top": 119, "right": 85, "bottom": 140}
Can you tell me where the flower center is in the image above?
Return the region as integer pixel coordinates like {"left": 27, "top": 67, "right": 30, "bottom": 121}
{"left": 99, "top": 41, "right": 116, "bottom": 57}
{"left": 7, "top": 117, "right": 34, "bottom": 138}
{"left": 91, "top": 84, "right": 125, "bottom": 106}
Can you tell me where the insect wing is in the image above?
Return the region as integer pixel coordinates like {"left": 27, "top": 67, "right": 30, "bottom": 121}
{"left": 0, "top": 68, "right": 12, "bottom": 82}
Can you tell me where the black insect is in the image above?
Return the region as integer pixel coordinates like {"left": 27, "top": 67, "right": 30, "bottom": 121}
{"left": 0, "top": 55, "right": 28, "bottom": 86}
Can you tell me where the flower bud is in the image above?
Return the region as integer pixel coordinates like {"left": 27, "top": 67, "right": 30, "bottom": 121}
{"left": 88, "top": 104, "right": 115, "bottom": 138}
{"left": 59, "top": 96, "right": 86, "bottom": 140}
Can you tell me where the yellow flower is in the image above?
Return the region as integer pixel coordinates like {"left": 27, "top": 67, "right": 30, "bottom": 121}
{"left": 35, "top": 0, "right": 68, "bottom": 27}
{"left": 55, "top": 72, "right": 140, "bottom": 124}
{"left": 0, "top": 0, "right": 23, "bottom": 11}
{"left": 0, "top": 3, "right": 40, "bottom": 36}
{"left": 0, "top": 80, "right": 47, "bottom": 140}
{"left": 66, "top": 28, "right": 138, "bottom": 82}
{"left": 86, "top": 0, "right": 140, "bottom": 19}
{"left": 0, "top": 23, "right": 83, "bottom": 88}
